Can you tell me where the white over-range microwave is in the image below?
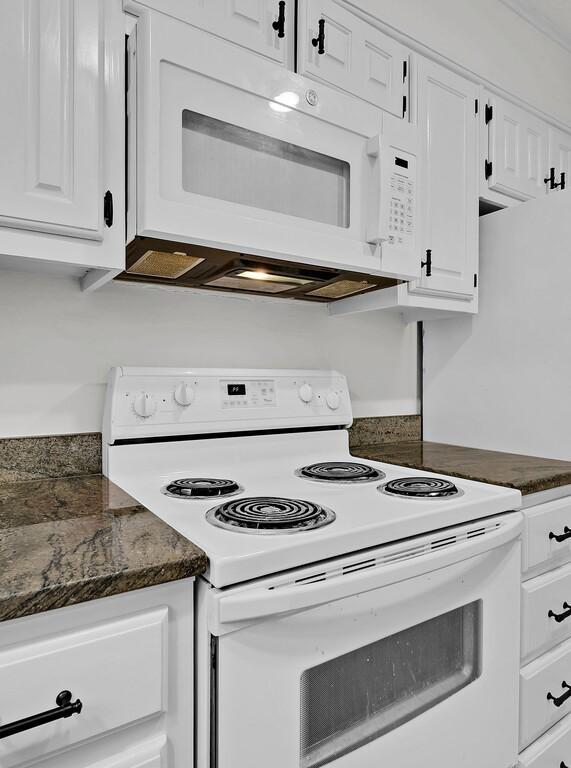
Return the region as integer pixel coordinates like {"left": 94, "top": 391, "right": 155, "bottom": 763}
{"left": 122, "top": 5, "right": 420, "bottom": 302}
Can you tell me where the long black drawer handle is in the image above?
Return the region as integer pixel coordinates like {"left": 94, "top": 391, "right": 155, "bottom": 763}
{"left": 0, "top": 690, "right": 82, "bottom": 740}
{"left": 550, "top": 527, "right": 571, "bottom": 543}
{"left": 547, "top": 681, "right": 571, "bottom": 708}
{"left": 549, "top": 602, "right": 571, "bottom": 623}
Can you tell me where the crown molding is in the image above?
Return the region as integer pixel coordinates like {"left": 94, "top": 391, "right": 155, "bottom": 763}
{"left": 498, "top": 0, "right": 571, "bottom": 53}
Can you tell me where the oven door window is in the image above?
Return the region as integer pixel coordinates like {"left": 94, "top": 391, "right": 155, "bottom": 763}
{"left": 181, "top": 110, "right": 350, "bottom": 228}
{"left": 300, "top": 601, "right": 481, "bottom": 768}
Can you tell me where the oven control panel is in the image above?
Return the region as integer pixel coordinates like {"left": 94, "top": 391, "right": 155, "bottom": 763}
{"left": 220, "top": 379, "right": 276, "bottom": 409}
{"left": 105, "top": 368, "right": 352, "bottom": 442}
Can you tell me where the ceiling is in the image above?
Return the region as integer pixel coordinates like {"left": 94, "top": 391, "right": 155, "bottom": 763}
{"left": 500, "top": 0, "right": 571, "bottom": 51}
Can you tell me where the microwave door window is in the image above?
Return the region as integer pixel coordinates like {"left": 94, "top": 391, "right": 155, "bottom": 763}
{"left": 181, "top": 110, "right": 350, "bottom": 227}
{"left": 300, "top": 601, "right": 481, "bottom": 768}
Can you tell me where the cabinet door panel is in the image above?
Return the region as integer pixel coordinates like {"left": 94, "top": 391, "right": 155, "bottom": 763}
{"left": 299, "top": 0, "right": 408, "bottom": 117}
{"left": 410, "top": 58, "right": 478, "bottom": 299}
{"left": 486, "top": 97, "right": 548, "bottom": 201}
{"left": 548, "top": 126, "right": 571, "bottom": 192}
{"left": 0, "top": 0, "right": 104, "bottom": 239}
{"left": 132, "top": 0, "right": 291, "bottom": 64}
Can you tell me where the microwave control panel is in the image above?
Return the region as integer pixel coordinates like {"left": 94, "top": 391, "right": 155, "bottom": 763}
{"left": 386, "top": 150, "right": 416, "bottom": 251}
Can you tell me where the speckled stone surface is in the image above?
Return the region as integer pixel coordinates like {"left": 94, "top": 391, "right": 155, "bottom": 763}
{"left": 348, "top": 416, "right": 421, "bottom": 450}
{"left": 0, "top": 475, "right": 207, "bottom": 622}
{"left": 0, "top": 433, "right": 101, "bottom": 482}
{"left": 353, "top": 440, "right": 571, "bottom": 496}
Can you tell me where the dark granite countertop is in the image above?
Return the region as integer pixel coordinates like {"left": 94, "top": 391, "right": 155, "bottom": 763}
{"left": 0, "top": 475, "right": 207, "bottom": 623}
{"left": 353, "top": 441, "right": 571, "bottom": 496}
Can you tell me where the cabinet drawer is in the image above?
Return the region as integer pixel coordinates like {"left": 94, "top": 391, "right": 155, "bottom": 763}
{"left": 0, "top": 609, "right": 167, "bottom": 768}
{"left": 523, "top": 563, "right": 571, "bottom": 663}
{"left": 519, "top": 711, "right": 571, "bottom": 768}
{"left": 524, "top": 498, "right": 571, "bottom": 575}
{"left": 520, "top": 636, "right": 571, "bottom": 750}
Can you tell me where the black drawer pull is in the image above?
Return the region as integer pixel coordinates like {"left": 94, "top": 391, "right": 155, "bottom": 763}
{"left": 549, "top": 602, "right": 571, "bottom": 623}
{"left": 0, "top": 690, "right": 83, "bottom": 740}
{"left": 561, "top": 762, "right": 569, "bottom": 768}
{"left": 550, "top": 527, "right": 571, "bottom": 543}
{"left": 547, "top": 681, "right": 571, "bottom": 708}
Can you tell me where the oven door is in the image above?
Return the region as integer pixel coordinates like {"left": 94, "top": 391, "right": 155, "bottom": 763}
{"left": 134, "top": 8, "right": 420, "bottom": 280}
{"left": 207, "top": 513, "right": 522, "bottom": 768}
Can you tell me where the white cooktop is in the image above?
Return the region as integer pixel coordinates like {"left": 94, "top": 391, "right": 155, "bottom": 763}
{"left": 106, "top": 428, "right": 522, "bottom": 587}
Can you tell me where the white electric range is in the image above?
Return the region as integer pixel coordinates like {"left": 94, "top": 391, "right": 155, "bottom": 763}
{"left": 104, "top": 367, "right": 524, "bottom": 768}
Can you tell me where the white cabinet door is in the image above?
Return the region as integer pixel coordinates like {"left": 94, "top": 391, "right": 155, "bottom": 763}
{"left": 0, "top": 0, "right": 124, "bottom": 272}
{"left": 298, "top": 0, "right": 408, "bottom": 117}
{"left": 132, "top": 0, "right": 293, "bottom": 65}
{"left": 0, "top": 0, "right": 104, "bottom": 239}
{"left": 484, "top": 94, "right": 549, "bottom": 201}
{"left": 548, "top": 126, "right": 571, "bottom": 193}
{"left": 409, "top": 58, "right": 478, "bottom": 299}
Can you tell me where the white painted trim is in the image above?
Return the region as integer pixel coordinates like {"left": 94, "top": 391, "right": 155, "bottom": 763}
{"left": 498, "top": 0, "right": 571, "bottom": 55}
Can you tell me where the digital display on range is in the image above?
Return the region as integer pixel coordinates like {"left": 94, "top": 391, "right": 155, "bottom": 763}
{"left": 395, "top": 156, "right": 409, "bottom": 169}
{"left": 227, "top": 384, "right": 246, "bottom": 396}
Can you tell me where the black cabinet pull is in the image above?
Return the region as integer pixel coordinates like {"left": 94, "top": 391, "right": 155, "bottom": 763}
{"left": 545, "top": 167, "right": 557, "bottom": 189}
{"left": 547, "top": 681, "right": 571, "bottom": 708}
{"left": 554, "top": 171, "right": 566, "bottom": 191}
{"left": 550, "top": 527, "right": 571, "bottom": 543}
{"left": 312, "top": 19, "right": 325, "bottom": 54}
{"left": 421, "top": 249, "right": 432, "bottom": 277}
{"left": 561, "top": 762, "right": 569, "bottom": 768}
{"left": 272, "top": 1, "right": 286, "bottom": 38}
{"left": 0, "top": 690, "right": 83, "bottom": 740}
{"left": 103, "top": 190, "right": 113, "bottom": 228}
{"left": 548, "top": 602, "right": 571, "bottom": 623}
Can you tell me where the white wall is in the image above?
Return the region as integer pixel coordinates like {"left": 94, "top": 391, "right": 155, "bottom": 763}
{"left": 0, "top": 269, "right": 418, "bottom": 437}
{"left": 351, "top": 0, "right": 571, "bottom": 125}
{"left": 423, "top": 190, "right": 571, "bottom": 461}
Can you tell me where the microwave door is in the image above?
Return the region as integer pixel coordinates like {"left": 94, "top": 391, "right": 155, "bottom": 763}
{"left": 210, "top": 520, "right": 521, "bottom": 768}
{"left": 137, "top": 10, "right": 419, "bottom": 281}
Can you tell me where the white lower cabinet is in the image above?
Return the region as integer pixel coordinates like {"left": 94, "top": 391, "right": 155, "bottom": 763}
{"left": 0, "top": 580, "right": 194, "bottom": 768}
{"left": 520, "top": 494, "right": 571, "bottom": 762}
{"left": 519, "top": 712, "right": 571, "bottom": 768}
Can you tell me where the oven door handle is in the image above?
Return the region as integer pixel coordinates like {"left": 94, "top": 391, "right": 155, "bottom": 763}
{"left": 215, "top": 513, "right": 522, "bottom": 625}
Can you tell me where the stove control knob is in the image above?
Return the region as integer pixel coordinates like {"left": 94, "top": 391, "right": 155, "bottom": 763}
{"left": 133, "top": 392, "right": 157, "bottom": 418}
{"left": 326, "top": 391, "right": 340, "bottom": 410}
{"left": 298, "top": 383, "right": 313, "bottom": 403}
{"left": 174, "top": 382, "right": 195, "bottom": 407}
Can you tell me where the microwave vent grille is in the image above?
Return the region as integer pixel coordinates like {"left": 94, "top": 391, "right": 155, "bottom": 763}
{"left": 127, "top": 250, "right": 204, "bottom": 279}
{"left": 308, "top": 280, "right": 376, "bottom": 299}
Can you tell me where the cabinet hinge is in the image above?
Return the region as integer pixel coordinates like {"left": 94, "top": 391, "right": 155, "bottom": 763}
{"left": 484, "top": 160, "right": 493, "bottom": 180}
{"left": 403, "top": 60, "right": 408, "bottom": 82}
{"left": 473, "top": 273, "right": 478, "bottom": 288}
{"left": 475, "top": 98, "right": 479, "bottom": 114}
{"left": 104, "top": 190, "right": 114, "bottom": 228}
{"left": 485, "top": 104, "right": 493, "bottom": 124}
{"left": 402, "top": 95, "right": 407, "bottom": 117}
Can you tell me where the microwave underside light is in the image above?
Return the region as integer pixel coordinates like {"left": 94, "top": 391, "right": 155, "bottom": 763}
{"left": 117, "top": 237, "right": 399, "bottom": 302}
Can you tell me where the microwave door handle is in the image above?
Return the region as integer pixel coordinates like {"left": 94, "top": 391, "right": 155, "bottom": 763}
{"left": 215, "top": 513, "right": 522, "bottom": 625}
{"left": 365, "top": 135, "right": 387, "bottom": 246}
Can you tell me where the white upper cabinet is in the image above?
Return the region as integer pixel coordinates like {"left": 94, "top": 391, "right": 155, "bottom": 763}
{"left": 482, "top": 94, "right": 549, "bottom": 202}
{"left": 410, "top": 58, "right": 478, "bottom": 300}
{"left": 0, "top": 0, "right": 124, "bottom": 272}
{"left": 547, "top": 126, "right": 571, "bottom": 193}
{"left": 130, "top": 0, "right": 294, "bottom": 65}
{"left": 297, "top": 0, "right": 409, "bottom": 118}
